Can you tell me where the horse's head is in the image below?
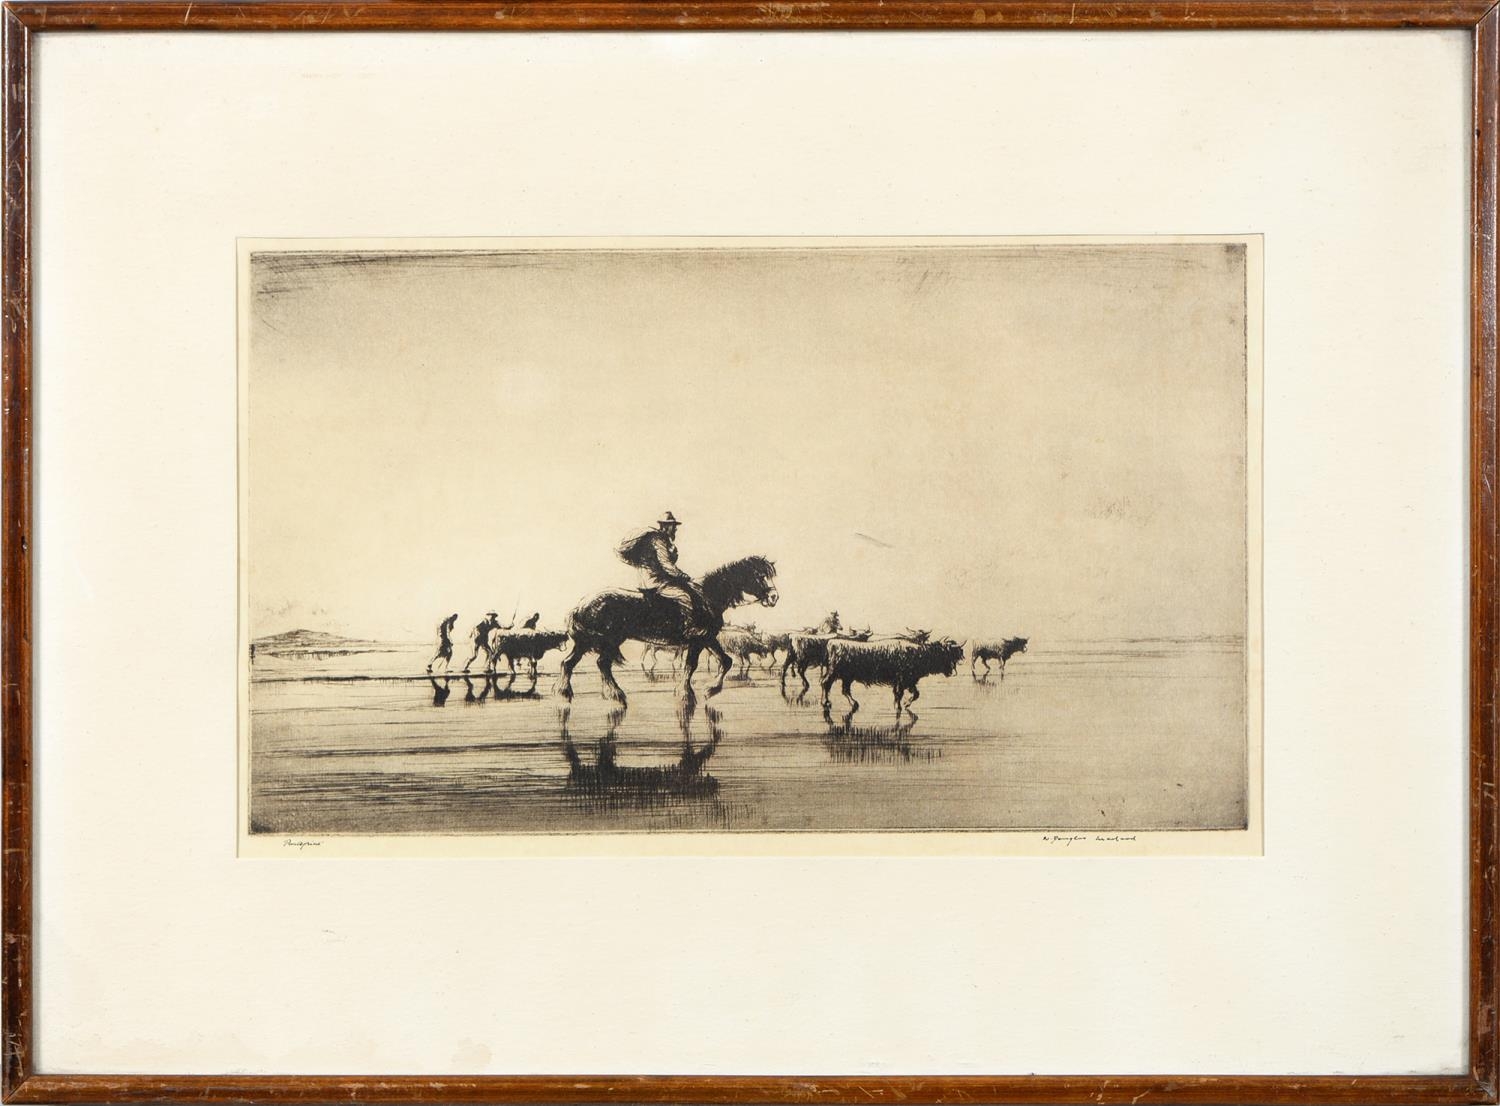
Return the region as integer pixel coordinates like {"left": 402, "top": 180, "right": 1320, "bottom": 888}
{"left": 743, "top": 557, "right": 779, "bottom": 608}
{"left": 702, "top": 556, "right": 778, "bottom": 612}
{"left": 937, "top": 638, "right": 966, "bottom": 675}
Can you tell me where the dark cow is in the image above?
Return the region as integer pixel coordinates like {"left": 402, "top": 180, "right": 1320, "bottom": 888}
{"left": 489, "top": 629, "right": 569, "bottom": 679}
{"left": 781, "top": 626, "right": 873, "bottom": 688}
{"left": 970, "top": 636, "right": 1029, "bottom": 679}
{"left": 822, "top": 637, "right": 966, "bottom": 712}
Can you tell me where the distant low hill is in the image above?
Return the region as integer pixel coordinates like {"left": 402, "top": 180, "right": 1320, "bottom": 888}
{"left": 252, "top": 628, "right": 399, "bottom": 658}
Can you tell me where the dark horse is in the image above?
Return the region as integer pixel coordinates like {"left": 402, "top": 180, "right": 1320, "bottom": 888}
{"left": 557, "top": 555, "right": 778, "bottom": 703}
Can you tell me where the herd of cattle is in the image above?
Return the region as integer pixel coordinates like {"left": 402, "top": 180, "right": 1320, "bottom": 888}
{"left": 447, "top": 622, "right": 1028, "bottom": 711}
{"left": 645, "top": 625, "right": 1030, "bottom": 711}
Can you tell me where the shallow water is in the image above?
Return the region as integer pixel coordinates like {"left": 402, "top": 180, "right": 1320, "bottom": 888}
{"left": 247, "top": 638, "right": 1247, "bottom": 835}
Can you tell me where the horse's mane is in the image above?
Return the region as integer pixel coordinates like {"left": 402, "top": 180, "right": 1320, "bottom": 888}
{"left": 701, "top": 555, "right": 776, "bottom": 609}
{"left": 702, "top": 555, "right": 774, "bottom": 588}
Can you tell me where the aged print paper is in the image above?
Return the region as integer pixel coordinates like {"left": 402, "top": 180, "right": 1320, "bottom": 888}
{"left": 238, "top": 236, "right": 1262, "bottom": 856}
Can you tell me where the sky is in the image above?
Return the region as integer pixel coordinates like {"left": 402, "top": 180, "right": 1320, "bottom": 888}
{"left": 243, "top": 240, "right": 1251, "bottom": 644}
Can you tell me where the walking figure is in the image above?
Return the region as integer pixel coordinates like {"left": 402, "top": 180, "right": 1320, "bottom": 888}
{"left": 462, "top": 611, "right": 511, "bottom": 673}
{"left": 427, "top": 613, "right": 458, "bottom": 674}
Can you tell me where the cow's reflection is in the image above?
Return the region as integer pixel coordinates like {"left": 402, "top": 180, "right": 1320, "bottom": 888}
{"left": 456, "top": 672, "right": 541, "bottom": 705}
{"left": 560, "top": 698, "right": 722, "bottom": 803}
{"left": 821, "top": 704, "right": 933, "bottom": 764}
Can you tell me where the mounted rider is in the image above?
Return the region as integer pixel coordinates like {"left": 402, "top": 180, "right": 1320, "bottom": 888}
{"left": 617, "top": 511, "right": 713, "bottom": 636}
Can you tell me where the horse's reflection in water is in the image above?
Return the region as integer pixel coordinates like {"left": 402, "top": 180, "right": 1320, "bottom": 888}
{"left": 560, "top": 695, "right": 723, "bottom": 804}
{"left": 821, "top": 704, "right": 933, "bottom": 764}
{"left": 453, "top": 672, "right": 542, "bottom": 705}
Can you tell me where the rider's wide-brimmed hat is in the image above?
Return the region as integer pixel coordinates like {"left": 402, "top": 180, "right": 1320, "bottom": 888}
{"left": 658, "top": 511, "right": 680, "bottom": 526}
{"left": 486, "top": 610, "right": 498, "bottom": 617}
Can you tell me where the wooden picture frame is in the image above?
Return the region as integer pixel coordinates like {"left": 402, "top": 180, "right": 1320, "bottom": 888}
{"left": 2, "top": 2, "right": 1493, "bottom": 1102}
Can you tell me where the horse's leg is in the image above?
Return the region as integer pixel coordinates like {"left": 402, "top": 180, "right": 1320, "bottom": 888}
{"left": 892, "top": 684, "right": 904, "bottom": 712}
{"left": 641, "top": 646, "right": 655, "bottom": 676}
{"left": 998, "top": 658, "right": 1006, "bottom": 681}
{"left": 557, "top": 639, "right": 587, "bottom": 700}
{"left": 597, "top": 650, "right": 626, "bottom": 703}
{"left": 905, "top": 682, "right": 921, "bottom": 712}
{"left": 843, "top": 678, "right": 858, "bottom": 712}
{"left": 559, "top": 706, "right": 580, "bottom": 771}
{"left": 705, "top": 639, "right": 732, "bottom": 696}
{"left": 681, "top": 643, "right": 703, "bottom": 695}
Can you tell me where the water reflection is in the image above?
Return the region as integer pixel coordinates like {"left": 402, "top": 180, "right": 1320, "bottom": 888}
{"left": 448, "top": 673, "right": 541, "bottom": 705}
{"left": 559, "top": 697, "right": 723, "bottom": 805}
{"left": 780, "top": 680, "right": 814, "bottom": 707}
{"left": 821, "top": 704, "right": 936, "bottom": 764}
{"left": 253, "top": 637, "right": 1242, "bottom": 834}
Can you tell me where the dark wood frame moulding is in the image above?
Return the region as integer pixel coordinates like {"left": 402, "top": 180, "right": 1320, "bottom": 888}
{"left": 0, "top": 1, "right": 1494, "bottom": 1103}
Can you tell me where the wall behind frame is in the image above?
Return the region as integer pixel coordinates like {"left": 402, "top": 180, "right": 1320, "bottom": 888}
{"left": 30, "top": 29, "right": 1470, "bottom": 1076}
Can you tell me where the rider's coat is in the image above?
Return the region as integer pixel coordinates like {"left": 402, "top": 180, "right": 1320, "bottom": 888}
{"left": 617, "top": 525, "right": 708, "bottom": 634}
{"left": 638, "top": 532, "right": 689, "bottom": 590}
